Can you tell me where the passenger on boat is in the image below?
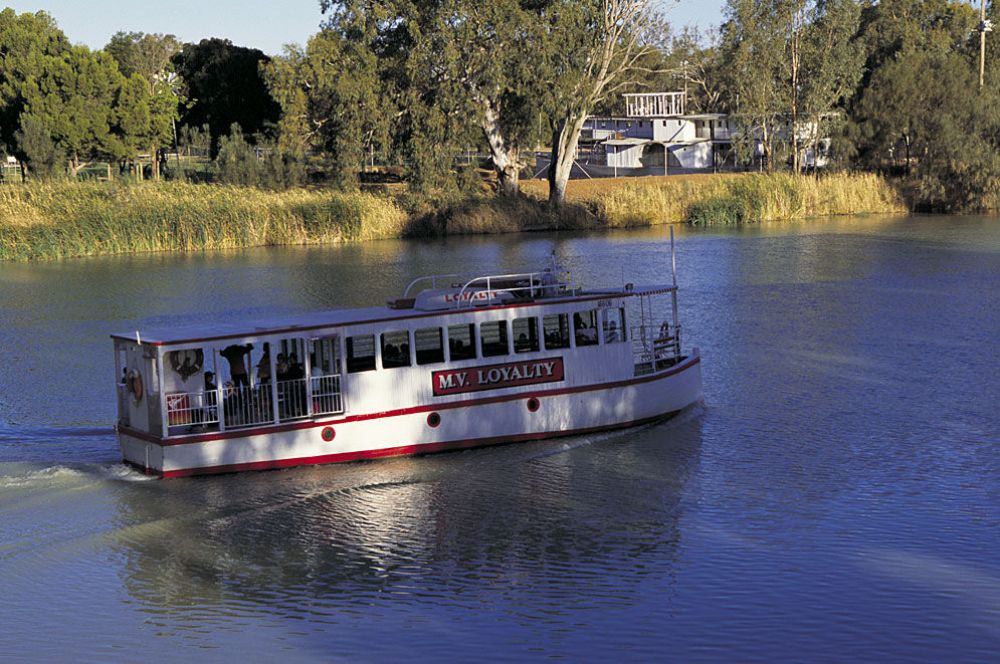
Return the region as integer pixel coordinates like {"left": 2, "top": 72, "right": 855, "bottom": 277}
{"left": 202, "top": 371, "right": 218, "bottom": 424}
{"left": 574, "top": 314, "right": 598, "bottom": 345}
{"left": 287, "top": 353, "right": 305, "bottom": 380}
{"left": 257, "top": 344, "right": 271, "bottom": 383}
{"left": 276, "top": 353, "right": 290, "bottom": 381}
{"left": 220, "top": 343, "right": 253, "bottom": 388}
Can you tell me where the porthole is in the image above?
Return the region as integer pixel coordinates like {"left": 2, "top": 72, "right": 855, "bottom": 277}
{"left": 527, "top": 398, "right": 540, "bottom": 413}
{"left": 321, "top": 426, "right": 336, "bottom": 442}
{"left": 427, "top": 412, "right": 441, "bottom": 428}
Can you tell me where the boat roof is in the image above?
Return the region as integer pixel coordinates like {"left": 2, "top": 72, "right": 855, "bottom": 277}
{"left": 111, "top": 284, "right": 677, "bottom": 347}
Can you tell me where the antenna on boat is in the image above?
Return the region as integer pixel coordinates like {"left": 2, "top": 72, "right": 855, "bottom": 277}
{"left": 670, "top": 227, "right": 680, "bottom": 343}
{"left": 135, "top": 330, "right": 141, "bottom": 345}
{"left": 670, "top": 227, "right": 678, "bottom": 288}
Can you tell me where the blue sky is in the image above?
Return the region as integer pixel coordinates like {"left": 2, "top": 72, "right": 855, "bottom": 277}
{"left": 3, "top": 0, "right": 727, "bottom": 55}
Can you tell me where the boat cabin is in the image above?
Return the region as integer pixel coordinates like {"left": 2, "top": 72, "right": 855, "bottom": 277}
{"left": 113, "top": 266, "right": 686, "bottom": 442}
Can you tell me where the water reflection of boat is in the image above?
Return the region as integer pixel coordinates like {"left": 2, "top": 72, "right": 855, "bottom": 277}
{"left": 110, "top": 416, "right": 704, "bottom": 627}
{"left": 113, "top": 246, "right": 702, "bottom": 477}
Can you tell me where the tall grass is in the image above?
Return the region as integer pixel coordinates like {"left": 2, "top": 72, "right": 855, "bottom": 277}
{"left": 0, "top": 173, "right": 907, "bottom": 261}
{"left": 522, "top": 172, "right": 906, "bottom": 226}
{"left": 0, "top": 182, "right": 407, "bottom": 260}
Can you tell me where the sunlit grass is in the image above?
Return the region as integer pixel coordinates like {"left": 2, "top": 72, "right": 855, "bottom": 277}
{"left": 0, "top": 181, "right": 407, "bottom": 260}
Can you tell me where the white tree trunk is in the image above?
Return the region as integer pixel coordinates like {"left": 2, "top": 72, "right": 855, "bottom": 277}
{"left": 480, "top": 102, "right": 520, "bottom": 196}
{"left": 548, "top": 113, "right": 588, "bottom": 206}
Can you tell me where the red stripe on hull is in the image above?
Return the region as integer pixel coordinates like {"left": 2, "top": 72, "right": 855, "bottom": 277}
{"left": 127, "top": 409, "right": 683, "bottom": 478}
{"left": 119, "top": 355, "right": 701, "bottom": 448}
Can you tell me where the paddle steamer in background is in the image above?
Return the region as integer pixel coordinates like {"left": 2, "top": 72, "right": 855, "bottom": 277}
{"left": 114, "top": 240, "right": 703, "bottom": 478}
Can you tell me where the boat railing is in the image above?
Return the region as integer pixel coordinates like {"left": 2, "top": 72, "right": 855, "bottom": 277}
{"left": 631, "top": 323, "right": 682, "bottom": 375}
{"left": 163, "top": 374, "right": 345, "bottom": 435}
{"left": 403, "top": 274, "right": 465, "bottom": 298}
{"left": 311, "top": 374, "right": 344, "bottom": 416}
{"left": 165, "top": 389, "right": 220, "bottom": 430}
{"left": 454, "top": 270, "right": 575, "bottom": 309}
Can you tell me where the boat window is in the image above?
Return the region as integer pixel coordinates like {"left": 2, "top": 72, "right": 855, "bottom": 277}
{"left": 573, "top": 310, "right": 599, "bottom": 347}
{"left": 346, "top": 334, "right": 377, "bottom": 373}
{"left": 448, "top": 323, "right": 476, "bottom": 361}
{"left": 381, "top": 330, "right": 411, "bottom": 369}
{"left": 602, "top": 307, "right": 627, "bottom": 343}
{"left": 309, "top": 336, "right": 341, "bottom": 377}
{"left": 513, "top": 317, "right": 539, "bottom": 353}
{"left": 415, "top": 327, "right": 445, "bottom": 365}
{"left": 543, "top": 313, "right": 570, "bottom": 350}
{"left": 480, "top": 320, "right": 509, "bottom": 357}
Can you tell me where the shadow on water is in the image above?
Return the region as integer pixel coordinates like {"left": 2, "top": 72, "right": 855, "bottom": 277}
{"left": 104, "top": 410, "right": 704, "bottom": 656}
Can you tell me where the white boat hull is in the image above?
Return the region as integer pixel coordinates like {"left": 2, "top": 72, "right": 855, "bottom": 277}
{"left": 118, "top": 353, "right": 702, "bottom": 478}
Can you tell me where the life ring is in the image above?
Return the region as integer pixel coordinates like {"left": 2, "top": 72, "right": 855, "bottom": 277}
{"left": 169, "top": 349, "right": 204, "bottom": 381}
{"left": 128, "top": 369, "right": 144, "bottom": 403}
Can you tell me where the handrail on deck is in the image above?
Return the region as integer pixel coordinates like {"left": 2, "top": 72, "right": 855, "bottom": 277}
{"left": 455, "top": 270, "right": 575, "bottom": 309}
{"left": 403, "top": 273, "right": 464, "bottom": 298}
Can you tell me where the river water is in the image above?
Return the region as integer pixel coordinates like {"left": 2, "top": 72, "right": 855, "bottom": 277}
{"left": 1, "top": 215, "right": 998, "bottom": 662}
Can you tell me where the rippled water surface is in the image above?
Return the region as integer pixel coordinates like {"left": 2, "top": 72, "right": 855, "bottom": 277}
{"left": 1, "top": 216, "right": 998, "bottom": 661}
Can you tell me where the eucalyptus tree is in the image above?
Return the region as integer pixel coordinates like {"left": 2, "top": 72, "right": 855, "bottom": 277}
{"left": 264, "top": 28, "right": 387, "bottom": 188}
{"left": 540, "top": 0, "right": 665, "bottom": 204}
{"left": 106, "top": 33, "right": 181, "bottom": 179}
{"left": 798, "top": 0, "right": 863, "bottom": 170}
{"left": 720, "top": 0, "right": 788, "bottom": 170}
{"left": 317, "top": 0, "right": 547, "bottom": 195}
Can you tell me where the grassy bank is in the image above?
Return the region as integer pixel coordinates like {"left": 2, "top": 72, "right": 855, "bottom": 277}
{"left": 0, "top": 172, "right": 906, "bottom": 260}
{"left": 520, "top": 172, "right": 906, "bottom": 226}
{"left": 0, "top": 182, "right": 407, "bottom": 260}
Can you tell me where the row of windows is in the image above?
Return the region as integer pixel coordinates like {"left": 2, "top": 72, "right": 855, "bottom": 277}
{"left": 345, "top": 308, "right": 628, "bottom": 374}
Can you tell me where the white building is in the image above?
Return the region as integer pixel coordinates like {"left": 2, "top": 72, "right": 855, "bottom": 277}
{"left": 581, "top": 92, "right": 736, "bottom": 173}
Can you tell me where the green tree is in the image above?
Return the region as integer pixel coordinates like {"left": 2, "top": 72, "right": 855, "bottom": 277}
{"left": 0, "top": 9, "right": 70, "bottom": 166}
{"left": 172, "top": 39, "right": 281, "bottom": 157}
{"left": 265, "top": 29, "right": 387, "bottom": 189}
{"left": 14, "top": 114, "right": 64, "bottom": 179}
{"left": 22, "top": 45, "right": 123, "bottom": 176}
{"left": 799, "top": 0, "right": 863, "bottom": 170}
{"left": 850, "top": 0, "right": 978, "bottom": 174}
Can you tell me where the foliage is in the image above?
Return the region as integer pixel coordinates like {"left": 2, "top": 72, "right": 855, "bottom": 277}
{"left": 172, "top": 39, "right": 281, "bottom": 157}
{"left": 14, "top": 114, "right": 64, "bottom": 179}
{"left": 264, "top": 30, "right": 388, "bottom": 189}
{"left": 214, "top": 124, "right": 306, "bottom": 189}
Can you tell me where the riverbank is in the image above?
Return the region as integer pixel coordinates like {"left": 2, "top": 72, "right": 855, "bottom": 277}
{"left": 0, "top": 182, "right": 408, "bottom": 260}
{"left": 519, "top": 172, "right": 906, "bottom": 225}
{"left": 0, "top": 173, "right": 906, "bottom": 260}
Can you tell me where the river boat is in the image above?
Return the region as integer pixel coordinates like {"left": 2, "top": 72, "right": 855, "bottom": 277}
{"left": 113, "top": 243, "right": 703, "bottom": 478}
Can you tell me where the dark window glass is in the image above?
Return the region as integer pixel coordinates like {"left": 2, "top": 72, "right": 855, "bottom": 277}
{"left": 346, "top": 335, "right": 376, "bottom": 373}
{"left": 381, "top": 330, "right": 411, "bottom": 369}
{"left": 415, "top": 327, "right": 445, "bottom": 365}
{"left": 543, "top": 313, "right": 570, "bottom": 350}
{"left": 573, "top": 310, "right": 599, "bottom": 347}
{"left": 513, "top": 317, "right": 539, "bottom": 353}
{"left": 448, "top": 324, "right": 476, "bottom": 361}
{"left": 480, "top": 320, "right": 509, "bottom": 357}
